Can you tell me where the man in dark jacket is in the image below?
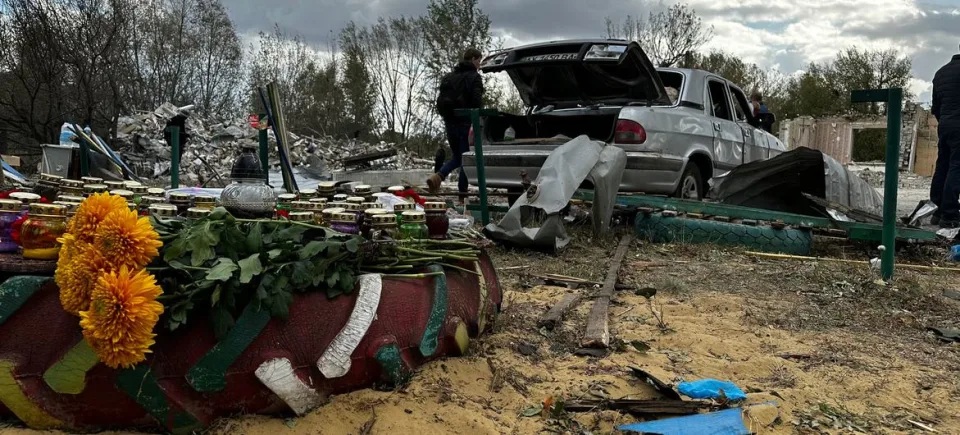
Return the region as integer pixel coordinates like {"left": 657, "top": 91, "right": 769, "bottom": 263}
{"left": 930, "top": 45, "right": 960, "bottom": 227}
{"left": 427, "top": 48, "right": 484, "bottom": 193}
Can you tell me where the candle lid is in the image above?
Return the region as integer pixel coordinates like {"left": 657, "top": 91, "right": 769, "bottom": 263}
{"left": 318, "top": 181, "right": 337, "bottom": 190}
{"left": 60, "top": 179, "right": 84, "bottom": 188}
{"left": 423, "top": 201, "right": 446, "bottom": 211}
{"left": 80, "top": 176, "right": 103, "bottom": 184}
{"left": 387, "top": 185, "right": 404, "bottom": 193}
{"left": 364, "top": 208, "right": 388, "bottom": 217}
{"left": 127, "top": 202, "right": 138, "bottom": 210}
{"left": 344, "top": 203, "right": 362, "bottom": 211}
{"left": 291, "top": 200, "right": 320, "bottom": 211}
{"left": 110, "top": 189, "right": 135, "bottom": 199}
{"left": 52, "top": 201, "right": 79, "bottom": 213}
{"left": 129, "top": 185, "right": 149, "bottom": 194}
{"left": 277, "top": 193, "right": 297, "bottom": 202}
{"left": 333, "top": 212, "right": 357, "bottom": 222}
{"left": 123, "top": 181, "right": 143, "bottom": 189}
{"left": 322, "top": 207, "right": 346, "bottom": 217}
{"left": 187, "top": 207, "right": 212, "bottom": 219}
{"left": 298, "top": 189, "right": 318, "bottom": 198}
{"left": 168, "top": 192, "right": 193, "bottom": 202}
{"left": 104, "top": 180, "right": 125, "bottom": 189}
{"left": 83, "top": 184, "right": 108, "bottom": 193}
{"left": 30, "top": 203, "right": 66, "bottom": 216}
{"left": 9, "top": 192, "right": 41, "bottom": 203}
{"left": 361, "top": 202, "right": 380, "bottom": 210}
{"left": 0, "top": 199, "right": 20, "bottom": 211}
{"left": 394, "top": 202, "right": 415, "bottom": 211}
{"left": 333, "top": 194, "right": 349, "bottom": 201}
{"left": 147, "top": 187, "right": 166, "bottom": 196}
{"left": 57, "top": 195, "right": 84, "bottom": 203}
{"left": 346, "top": 196, "right": 365, "bottom": 204}
{"left": 287, "top": 211, "right": 314, "bottom": 222}
{"left": 353, "top": 184, "right": 372, "bottom": 194}
{"left": 139, "top": 196, "right": 165, "bottom": 206}
{"left": 309, "top": 198, "right": 328, "bottom": 204}
{"left": 402, "top": 210, "right": 425, "bottom": 223}
{"left": 39, "top": 173, "right": 63, "bottom": 183}
{"left": 149, "top": 204, "right": 178, "bottom": 217}
{"left": 193, "top": 195, "right": 216, "bottom": 205}
{"left": 371, "top": 213, "right": 397, "bottom": 225}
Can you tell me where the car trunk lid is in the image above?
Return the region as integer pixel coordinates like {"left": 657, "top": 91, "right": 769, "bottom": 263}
{"left": 481, "top": 41, "right": 670, "bottom": 109}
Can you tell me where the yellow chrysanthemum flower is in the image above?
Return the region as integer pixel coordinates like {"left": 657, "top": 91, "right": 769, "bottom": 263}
{"left": 93, "top": 208, "right": 162, "bottom": 270}
{"left": 67, "top": 192, "right": 128, "bottom": 244}
{"left": 79, "top": 266, "right": 164, "bottom": 369}
{"left": 55, "top": 240, "right": 107, "bottom": 316}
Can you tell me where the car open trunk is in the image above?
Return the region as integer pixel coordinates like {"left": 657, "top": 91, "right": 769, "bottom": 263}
{"left": 479, "top": 40, "right": 667, "bottom": 145}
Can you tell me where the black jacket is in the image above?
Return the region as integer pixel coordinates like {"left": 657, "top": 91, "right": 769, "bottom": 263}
{"left": 453, "top": 61, "right": 484, "bottom": 110}
{"left": 933, "top": 54, "right": 960, "bottom": 125}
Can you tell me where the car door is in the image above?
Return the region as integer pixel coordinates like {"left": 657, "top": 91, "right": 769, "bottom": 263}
{"left": 727, "top": 85, "right": 766, "bottom": 163}
{"left": 705, "top": 78, "right": 743, "bottom": 173}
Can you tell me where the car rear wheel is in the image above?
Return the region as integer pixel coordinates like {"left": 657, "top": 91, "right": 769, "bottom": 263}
{"left": 675, "top": 163, "right": 704, "bottom": 200}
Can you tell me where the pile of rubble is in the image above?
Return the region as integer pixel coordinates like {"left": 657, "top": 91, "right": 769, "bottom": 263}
{"left": 113, "top": 103, "right": 431, "bottom": 187}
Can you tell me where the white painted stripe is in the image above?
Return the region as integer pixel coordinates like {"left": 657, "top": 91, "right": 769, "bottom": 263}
{"left": 317, "top": 274, "right": 382, "bottom": 378}
{"left": 255, "top": 358, "right": 322, "bottom": 415}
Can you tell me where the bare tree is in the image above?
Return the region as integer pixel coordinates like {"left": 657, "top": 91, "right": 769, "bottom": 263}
{"left": 187, "top": 0, "right": 243, "bottom": 117}
{"left": 605, "top": 2, "right": 713, "bottom": 67}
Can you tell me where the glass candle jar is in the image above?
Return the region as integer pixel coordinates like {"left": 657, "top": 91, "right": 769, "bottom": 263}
{"left": 276, "top": 193, "right": 298, "bottom": 218}
{"left": 393, "top": 202, "right": 415, "bottom": 226}
{"left": 370, "top": 212, "right": 398, "bottom": 239}
{"left": 287, "top": 211, "right": 314, "bottom": 223}
{"left": 333, "top": 193, "right": 348, "bottom": 202}
{"left": 168, "top": 192, "right": 194, "bottom": 216}
{"left": 59, "top": 179, "right": 85, "bottom": 197}
{"left": 361, "top": 208, "right": 388, "bottom": 239}
{"left": 36, "top": 173, "right": 62, "bottom": 200}
{"left": 104, "top": 180, "right": 125, "bottom": 190}
{"left": 423, "top": 202, "right": 449, "bottom": 239}
{"left": 21, "top": 203, "right": 68, "bottom": 260}
{"left": 149, "top": 204, "right": 180, "bottom": 221}
{"left": 80, "top": 176, "right": 103, "bottom": 185}
{"left": 138, "top": 196, "right": 165, "bottom": 216}
{"left": 192, "top": 195, "right": 216, "bottom": 210}
{"left": 320, "top": 207, "right": 346, "bottom": 227}
{"left": 361, "top": 202, "right": 380, "bottom": 212}
{"left": 0, "top": 199, "right": 22, "bottom": 253}
{"left": 53, "top": 201, "right": 79, "bottom": 221}
{"left": 110, "top": 189, "right": 135, "bottom": 202}
{"left": 309, "top": 198, "right": 328, "bottom": 208}
{"left": 9, "top": 192, "right": 41, "bottom": 213}
{"left": 353, "top": 185, "right": 373, "bottom": 200}
{"left": 330, "top": 212, "right": 360, "bottom": 235}
{"left": 83, "top": 184, "right": 108, "bottom": 198}
{"left": 318, "top": 181, "right": 337, "bottom": 200}
{"left": 298, "top": 189, "right": 318, "bottom": 200}
{"left": 346, "top": 196, "right": 365, "bottom": 206}
{"left": 399, "top": 211, "right": 428, "bottom": 240}
{"left": 123, "top": 181, "right": 142, "bottom": 189}
{"left": 186, "top": 207, "right": 211, "bottom": 222}
{"left": 147, "top": 187, "right": 166, "bottom": 197}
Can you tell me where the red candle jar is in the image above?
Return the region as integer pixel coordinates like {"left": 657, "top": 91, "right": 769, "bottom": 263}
{"left": 423, "top": 201, "right": 449, "bottom": 239}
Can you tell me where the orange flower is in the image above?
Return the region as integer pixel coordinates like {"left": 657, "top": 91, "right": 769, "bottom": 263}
{"left": 93, "top": 208, "right": 162, "bottom": 270}
{"left": 79, "top": 266, "right": 164, "bottom": 369}
{"left": 68, "top": 193, "right": 128, "bottom": 244}
{"left": 55, "top": 238, "right": 107, "bottom": 316}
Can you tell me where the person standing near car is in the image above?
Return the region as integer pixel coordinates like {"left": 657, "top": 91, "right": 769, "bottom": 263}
{"left": 929, "top": 44, "right": 960, "bottom": 227}
{"left": 428, "top": 48, "right": 484, "bottom": 194}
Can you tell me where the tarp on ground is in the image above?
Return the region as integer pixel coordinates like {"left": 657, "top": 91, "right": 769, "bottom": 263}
{"left": 709, "top": 146, "right": 883, "bottom": 217}
{"left": 484, "top": 135, "right": 626, "bottom": 251}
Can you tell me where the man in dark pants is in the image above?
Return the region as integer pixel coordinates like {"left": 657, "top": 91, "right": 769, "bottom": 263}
{"left": 428, "top": 48, "right": 484, "bottom": 193}
{"left": 930, "top": 45, "right": 960, "bottom": 227}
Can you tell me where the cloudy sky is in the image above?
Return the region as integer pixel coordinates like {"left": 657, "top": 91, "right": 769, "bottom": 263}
{"left": 223, "top": 0, "right": 960, "bottom": 103}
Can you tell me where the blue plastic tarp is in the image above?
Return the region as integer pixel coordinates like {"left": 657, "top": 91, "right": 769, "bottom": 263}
{"left": 678, "top": 379, "right": 747, "bottom": 401}
{"left": 618, "top": 408, "right": 749, "bottom": 435}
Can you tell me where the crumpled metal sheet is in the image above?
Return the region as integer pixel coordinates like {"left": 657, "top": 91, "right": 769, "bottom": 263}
{"left": 484, "top": 135, "right": 626, "bottom": 251}
{"left": 822, "top": 153, "right": 884, "bottom": 216}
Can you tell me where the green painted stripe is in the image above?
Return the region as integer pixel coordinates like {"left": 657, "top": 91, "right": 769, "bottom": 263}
{"left": 0, "top": 276, "right": 49, "bottom": 327}
{"left": 116, "top": 365, "right": 202, "bottom": 435}
{"left": 43, "top": 339, "right": 99, "bottom": 394}
{"left": 419, "top": 265, "right": 448, "bottom": 358}
{"left": 186, "top": 303, "right": 271, "bottom": 392}
{"left": 373, "top": 344, "right": 409, "bottom": 386}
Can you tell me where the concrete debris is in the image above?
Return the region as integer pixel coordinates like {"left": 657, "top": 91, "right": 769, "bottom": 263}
{"left": 113, "top": 102, "right": 431, "bottom": 186}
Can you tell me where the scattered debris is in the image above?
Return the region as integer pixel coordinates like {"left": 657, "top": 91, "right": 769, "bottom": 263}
{"left": 619, "top": 408, "right": 750, "bottom": 435}
{"left": 537, "top": 293, "right": 581, "bottom": 330}
{"left": 676, "top": 379, "right": 747, "bottom": 402}
{"left": 580, "top": 235, "right": 634, "bottom": 349}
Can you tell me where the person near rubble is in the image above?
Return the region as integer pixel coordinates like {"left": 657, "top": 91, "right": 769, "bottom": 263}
{"left": 929, "top": 44, "right": 960, "bottom": 227}
{"left": 164, "top": 109, "right": 191, "bottom": 160}
{"left": 428, "top": 47, "right": 484, "bottom": 194}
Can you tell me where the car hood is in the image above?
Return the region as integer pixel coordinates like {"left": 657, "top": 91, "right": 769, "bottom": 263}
{"left": 481, "top": 41, "right": 670, "bottom": 108}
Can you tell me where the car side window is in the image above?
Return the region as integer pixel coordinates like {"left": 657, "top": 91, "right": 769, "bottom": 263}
{"left": 707, "top": 80, "right": 732, "bottom": 121}
{"left": 729, "top": 86, "right": 752, "bottom": 122}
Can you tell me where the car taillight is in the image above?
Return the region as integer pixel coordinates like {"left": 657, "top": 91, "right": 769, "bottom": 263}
{"left": 614, "top": 119, "right": 646, "bottom": 144}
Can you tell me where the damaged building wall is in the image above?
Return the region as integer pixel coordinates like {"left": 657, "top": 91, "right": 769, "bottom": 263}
{"left": 778, "top": 103, "right": 931, "bottom": 172}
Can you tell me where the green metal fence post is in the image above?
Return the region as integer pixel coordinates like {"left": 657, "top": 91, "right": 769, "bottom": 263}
{"left": 470, "top": 109, "right": 490, "bottom": 226}
{"left": 258, "top": 127, "right": 269, "bottom": 183}
{"left": 167, "top": 126, "right": 180, "bottom": 189}
{"left": 851, "top": 88, "right": 902, "bottom": 280}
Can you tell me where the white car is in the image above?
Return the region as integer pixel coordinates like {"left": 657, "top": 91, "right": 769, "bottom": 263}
{"left": 462, "top": 39, "right": 785, "bottom": 200}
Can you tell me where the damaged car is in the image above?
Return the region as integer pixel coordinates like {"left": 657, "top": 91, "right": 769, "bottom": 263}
{"left": 461, "top": 39, "right": 786, "bottom": 200}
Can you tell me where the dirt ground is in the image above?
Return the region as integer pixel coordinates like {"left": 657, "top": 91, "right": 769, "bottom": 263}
{"left": 3, "top": 227, "right": 960, "bottom": 435}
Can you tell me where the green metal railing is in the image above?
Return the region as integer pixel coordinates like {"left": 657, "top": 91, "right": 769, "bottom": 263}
{"left": 851, "top": 88, "right": 902, "bottom": 280}
{"left": 455, "top": 108, "right": 499, "bottom": 226}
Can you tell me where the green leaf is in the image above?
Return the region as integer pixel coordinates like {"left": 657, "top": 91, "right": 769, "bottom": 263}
{"left": 268, "top": 291, "right": 293, "bottom": 318}
{"left": 246, "top": 223, "right": 264, "bottom": 253}
{"left": 209, "top": 207, "right": 229, "bottom": 220}
{"left": 276, "top": 225, "right": 308, "bottom": 243}
{"left": 325, "top": 270, "right": 340, "bottom": 288}
{"left": 238, "top": 254, "right": 264, "bottom": 284}
{"left": 630, "top": 340, "right": 651, "bottom": 353}
{"left": 206, "top": 258, "right": 238, "bottom": 282}
{"left": 163, "top": 238, "right": 189, "bottom": 262}
{"left": 267, "top": 249, "right": 284, "bottom": 260}
{"left": 211, "top": 285, "right": 222, "bottom": 306}
{"left": 290, "top": 261, "right": 314, "bottom": 287}
{"left": 344, "top": 238, "right": 360, "bottom": 253}
{"left": 521, "top": 405, "right": 543, "bottom": 417}
{"left": 299, "top": 240, "right": 330, "bottom": 260}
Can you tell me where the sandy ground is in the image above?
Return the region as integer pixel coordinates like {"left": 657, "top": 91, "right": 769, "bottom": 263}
{"left": 3, "top": 228, "right": 959, "bottom": 435}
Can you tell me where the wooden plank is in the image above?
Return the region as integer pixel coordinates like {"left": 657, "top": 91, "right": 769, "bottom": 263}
{"left": 537, "top": 293, "right": 581, "bottom": 330}
{"left": 0, "top": 254, "right": 57, "bottom": 275}
{"left": 580, "top": 235, "right": 633, "bottom": 349}
{"left": 565, "top": 399, "right": 715, "bottom": 415}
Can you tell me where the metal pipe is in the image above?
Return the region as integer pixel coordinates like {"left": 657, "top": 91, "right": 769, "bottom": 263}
{"left": 258, "top": 127, "right": 269, "bottom": 183}
{"left": 881, "top": 88, "right": 903, "bottom": 280}
{"left": 168, "top": 126, "right": 180, "bottom": 189}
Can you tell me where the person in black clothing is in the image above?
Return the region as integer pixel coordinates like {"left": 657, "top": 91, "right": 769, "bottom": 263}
{"left": 427, "top": 48, "right": 484, "bottom": 193}
{"left": 930, "top": 44, "right": 960, "bottom": 227}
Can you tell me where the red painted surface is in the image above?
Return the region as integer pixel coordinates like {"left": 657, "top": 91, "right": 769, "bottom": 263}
{"left": 0, "top": 255, "right": 501, "bottom": 432}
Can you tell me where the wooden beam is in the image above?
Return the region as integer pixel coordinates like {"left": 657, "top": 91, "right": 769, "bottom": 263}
{"left": 538, "top": 293, "right": 581, "bottom": 330}
{"left": 580, "top": 235, "right": 633, "bottom": 349}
